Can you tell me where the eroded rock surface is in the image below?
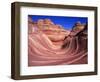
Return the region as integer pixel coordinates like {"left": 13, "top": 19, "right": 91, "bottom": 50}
{"left": 28, "top": 17, "right": 87, "bottom": 66}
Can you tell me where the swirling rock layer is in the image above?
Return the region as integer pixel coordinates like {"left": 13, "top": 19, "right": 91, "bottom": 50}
{"left": 28, "top": 18, "right": 87, "bottom": 66}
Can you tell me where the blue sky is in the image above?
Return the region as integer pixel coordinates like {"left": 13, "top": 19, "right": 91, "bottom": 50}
{"left": 28, "top": 15, "right": 87, "bottom": 30}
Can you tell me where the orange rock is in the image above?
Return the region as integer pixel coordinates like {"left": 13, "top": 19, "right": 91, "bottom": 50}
{"left": 44, "top": 19, "right": 54, "bottom": 25}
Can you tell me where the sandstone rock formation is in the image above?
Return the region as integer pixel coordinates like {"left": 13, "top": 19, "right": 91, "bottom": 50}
{"left": 28, "top": 17, "right": 70, "bottom": 46}
{"left": 28, "top": 17, "right": 87, "bottom": 66}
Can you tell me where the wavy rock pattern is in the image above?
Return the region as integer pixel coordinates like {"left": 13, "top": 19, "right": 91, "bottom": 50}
{"left": 28, "top": 18, "right": 88, "bottom": 66}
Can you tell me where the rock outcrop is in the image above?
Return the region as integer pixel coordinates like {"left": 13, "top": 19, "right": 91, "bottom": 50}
{"left": 28, "top": 17, "right": 70, "bottom": 46}
{"left": 28, "top": 17, "right": 88, "bottom": 66}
